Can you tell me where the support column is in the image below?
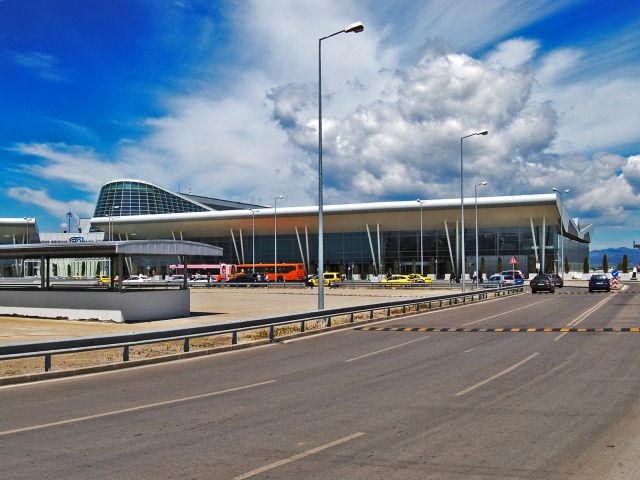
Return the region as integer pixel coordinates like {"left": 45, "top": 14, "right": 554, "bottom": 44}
{"left": 183, "top": 256, "right": 189, "bottom": 290}
{"left": 304, "top": 226, "right": 310, "bottom": 274}
{"left": 40, "top": 257, "right": 45, "bottom": 289}
{"left": 365, "top": 224, "right": 378, "bottom": 276}
{"left": 239, "top": 228, "right": 245, "bottom": 264}
{"left": 377, "top": 223, "right": 382, "bottom": 276}
{"left": 530, "top": 217, "right": 539, "bottom": 271}
{"left": 455, "top": 220, "right": 459, "bottom": 276}
{"left": 295, "top": 227, "right": 306, "bottom": 273}
{"left": 230, "top": 229, "right": 241, "bottom": 264}
{"left": 541, "top": 216, "right": 546, "bottom": 273}
{"left": 444, "top": 221, "right": 455, "bottom": 278}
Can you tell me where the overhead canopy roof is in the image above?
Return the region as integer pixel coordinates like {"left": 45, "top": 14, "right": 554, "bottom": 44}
{"left": 91, "top": 194, "right": 593, "bottom": 243}
{"left": 0, "top": 240, "right": 222, "bottom": 259}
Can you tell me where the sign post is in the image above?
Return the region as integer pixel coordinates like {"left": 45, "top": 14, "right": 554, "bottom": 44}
{"left": 611, "top": 268, "right": 619, "bottom": 289}
{"left": 509, "top": 256, "right": 518, "bottom": 277}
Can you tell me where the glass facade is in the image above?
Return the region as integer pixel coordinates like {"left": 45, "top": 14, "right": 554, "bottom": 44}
{"left": 170, "top": 225, "right": 588, "bottom": 279}
{"left": 93, "top": 180, "right": 209, "bottom": 218}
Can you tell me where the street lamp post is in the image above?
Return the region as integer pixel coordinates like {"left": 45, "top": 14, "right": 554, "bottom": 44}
{"left": 552, "top": 187, "right": 570, "bottom": 280}
{"left": 250, "top": 209, "right": 259, "bottom": 274}
{"left": 274, "top": 195, "right": 283, "bottom": 281}
{"left": 108, "top": 205, "right": 120, "bottom": 241}
{"left": 318, "top": 21, "right": 364, "bottom": 310}
{"left": 460, "top": 130, "right": 488, "bottom": 294}
{"left": 474, "top": 181, "right": 488, "bottom": 288}
{"left": 417, "top": 200, "right": 425, "bottom": 275}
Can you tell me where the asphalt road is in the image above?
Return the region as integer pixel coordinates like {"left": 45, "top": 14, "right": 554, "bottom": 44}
{"left": 2, "top": 285, "right": 640, "bottom": 479}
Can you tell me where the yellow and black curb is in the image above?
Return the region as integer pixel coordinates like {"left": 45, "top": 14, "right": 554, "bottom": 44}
{"left": 356, "top": 326, "right": 640, "bottom": 333}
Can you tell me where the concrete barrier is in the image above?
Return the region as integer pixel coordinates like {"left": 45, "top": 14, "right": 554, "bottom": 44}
{"left": 0, "top": 289, "right": 189, "bottom": 323}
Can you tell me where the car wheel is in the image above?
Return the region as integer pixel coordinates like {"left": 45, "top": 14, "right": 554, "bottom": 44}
{"left": 531, "top": 289, "right": 536, "bottom": 294}
{"left": 607, "top": 288, "right": 611, "bottom": 292}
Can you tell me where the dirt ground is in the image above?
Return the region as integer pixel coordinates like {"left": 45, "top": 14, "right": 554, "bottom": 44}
{"left": 0, "top": 285, "right": 458, "bottom": 377}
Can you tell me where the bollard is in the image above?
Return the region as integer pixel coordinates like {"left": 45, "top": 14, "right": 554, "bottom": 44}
{"left": 301, "top": 320, "right": 305, "bottom": 332}
{"left": 269, "top": 325, "right": 275, "bottom": 341}
{"left": 44, "top": 354, "right": 52, "bottom": 372}
{"left": 183, "top": 338, "right": 190, "bottom": 353}
{"left": 349, "top": 312, "right": 354, "bottom": 323}
{"left": 327, "top": 317, "right": 332, "bottom": 328}
{"left": 123, "top": 345, "right": 130, "bottom": 362}
{"left": 232, "top": 331, "right": 238, "bottom": 345}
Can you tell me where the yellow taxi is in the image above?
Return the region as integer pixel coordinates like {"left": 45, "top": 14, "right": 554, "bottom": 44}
{"left": 381, "top": 274, "right": 413, "bottom": 286}
{"left": 406, "top": 273, "right": 432, "bottom": 283}
{"left": 95, "top": 275, "right": 111, "bottom": 285}
{"left": 308, "top": 272, "right": 343, "bottom": 287}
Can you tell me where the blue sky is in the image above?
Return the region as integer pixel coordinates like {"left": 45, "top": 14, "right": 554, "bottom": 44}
{"left": 1, "top": 0, "right": 639, "bottom": 248}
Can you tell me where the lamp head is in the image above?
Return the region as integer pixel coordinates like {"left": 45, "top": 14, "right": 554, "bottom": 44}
{"left": 552, "top": 188, "right": 559, "bottom": 193}
{"left": 481, "top": 181, "right": 488, "bottom": 185}
{"left": 478, "top": 130, "right": 488, "bottom": 135}
{"left": 275, "top": 195, "right": 284, "bottom": 200}
{"left": 564, "top": 188, "right": 570, "bottom": 193}
{"left": 344, "top": 21, "right": 364, "bottom": 33}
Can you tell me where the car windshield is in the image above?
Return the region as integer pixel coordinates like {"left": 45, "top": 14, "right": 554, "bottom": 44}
{"left": 489, "top": 275, "right": 501, "bottom": 281}
{"left": 592, "top": 275, "right": 607, "bottom": 280}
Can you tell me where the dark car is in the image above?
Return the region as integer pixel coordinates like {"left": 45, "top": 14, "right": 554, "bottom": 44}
{"left": 530, "top": 274, "right": 555, "bottom": 294}
{"left": 589, "top": 274, "right": 610, "bottom": 292}
{"left": 226, "top": 274, "right": 263, "bottom": 287}
{"left": 549, "top": 273, "right": 564, "bottom": 288}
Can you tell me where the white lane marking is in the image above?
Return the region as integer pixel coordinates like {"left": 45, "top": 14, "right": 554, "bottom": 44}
{"left": 554, "top": 293, "right": 618, "bottom": 342}
{"left": 0, "top": 380, "right": 275, "bottom": 437}
{"left": 233, "top": 432, "right": 366, "bottom": 480}
{"left": 464, "top": 348, "right": 476, "bottom": 353}
{"left": 344, "top": 337, "right": 429, "bottom": 363}
{"left": 454, "top": 353, "right": 539, "bottom": 396}
{"left": 461, "top": 299, "right": 552, "bottom": 326}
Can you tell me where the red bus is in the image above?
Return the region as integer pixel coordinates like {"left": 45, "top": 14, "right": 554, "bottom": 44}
{"left": 235, "top": 263, "right": 306, "bottom": 282}
{"left": 169, "top": 264, "right": 236, "bottom": 281}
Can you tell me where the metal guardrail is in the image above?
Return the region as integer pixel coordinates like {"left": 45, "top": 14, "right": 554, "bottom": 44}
{"left": 0, "top": 286, "right": 523, "bottom": 374}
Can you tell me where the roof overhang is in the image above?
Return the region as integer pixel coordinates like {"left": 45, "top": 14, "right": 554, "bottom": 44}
{"left": 0, "top": 240, "right": 222, "bottom": 259}
{"left": 89, "top": 194, "right": 591, "bottom": 244}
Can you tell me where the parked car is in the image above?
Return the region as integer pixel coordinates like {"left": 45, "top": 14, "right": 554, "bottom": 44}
{"left": 123, "top": 274, "right": 150, "bottom": 284}
{"left": 406, "top": 273, "right": 432, "bottom": 283}
{"left": 309, "top": 272, "right": 343, "bottom": 287}
{"left": 381, "top": 274, "right": 413, "bottom": 286}
{"left": 549, "top": 273, "right": 564, "bottom": 288}
{"left": 501, "top": 272, "right": 524, "bottom": 286}
{"left": 95, "top": 275, "right": 111, "bottom": 285}
{"left": 167, "top": 274, "right": 185, "bottom": 283}
{"left": 499, "top": 270, "right": 525, "bottom": 279}
{"left": 226, "top": 274, "right": 264, "bottom": 287}
{"left": 588, "top": 274, "right": 610, "bottom": 292}
{"left": 483, "top": 274, "right": 508, "bottom": 288}
{"left": 530, "top": 274, "right": 555, "bottom": 294}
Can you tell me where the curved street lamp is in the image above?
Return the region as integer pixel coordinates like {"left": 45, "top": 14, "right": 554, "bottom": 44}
{"left": 474, "top": 181, "right": 487, "bottom": 288}
{"left": 460, "top": 130, "right": 488, "bottom": 293}
{"left": 318, "top": 21, "right": 364, "bottom": 309}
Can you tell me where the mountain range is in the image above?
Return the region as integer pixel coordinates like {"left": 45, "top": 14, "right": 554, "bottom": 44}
{"left": 589, "top": 247, "right": 640, "bottom": 268}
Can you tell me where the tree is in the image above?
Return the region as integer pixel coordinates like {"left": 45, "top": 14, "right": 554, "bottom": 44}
{"left": 603, "top": 254, "right": 609, "bottom": 272}
{"left": 497, "top": 256, "right": 503, "bottom": 272}
{"left": 622, "top": 254, "right": 629, "bottom": 273}
{"left": 583, "top": 256, "right": 589, "bottom": 274}
{"left": 52, "top": 263, "right": 58, "bottom": 276}
{"left": 81, "top": 261, "right": 86, "bottom": 277}
{"left": 95, "top": 261, "right": 101, "bottom": 276}
{"left": 564, "top": 256, "right": 569, "bottom": 274}
{"left": 66, "top": 264, "right": 71, "bottom": 277}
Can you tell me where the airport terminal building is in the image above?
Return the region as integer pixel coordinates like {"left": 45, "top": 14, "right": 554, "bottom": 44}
{"left": 1, "top": 178, "right": 592, "bottom": 278}
{"left": 81, "top": 179, "right": 592, "bottom": 278}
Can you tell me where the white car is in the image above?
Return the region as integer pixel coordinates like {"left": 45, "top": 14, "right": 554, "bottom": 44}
{"left": 123, "top": 274, "right": 150, "bottom": 284}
